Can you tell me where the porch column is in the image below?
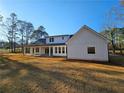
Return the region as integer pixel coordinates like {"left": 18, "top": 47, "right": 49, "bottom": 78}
{"left": 49, "top": 46, "right": 51, "bottom": 56}
{"left": 53, "top": 46, "right": 55, "bottom": 56}
{"left": 34, "top": 47, "right": 36, "bottom": 55}
{"left": 30, "top": 47, "right": 33, "bottom": 55}
{"left": 39, "top": 47, "right": 42, "bottom": 55}
{"left": 65, "top": 46, "right": 67, "bottom": 55}
{"left": 24, "top": 47, "right": 26, "bottom": 55}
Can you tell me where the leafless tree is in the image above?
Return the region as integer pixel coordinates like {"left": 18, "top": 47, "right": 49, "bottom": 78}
{"left": 17, "top": 20, "right": 34, "bottom": 54}
{"left": 1, "top": 13, "right": 18, "bottom": 53}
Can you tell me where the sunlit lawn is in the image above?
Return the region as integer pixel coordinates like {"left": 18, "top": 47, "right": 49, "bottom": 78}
{"left": 0, "top": 53, "right": 124, "bottom": 93}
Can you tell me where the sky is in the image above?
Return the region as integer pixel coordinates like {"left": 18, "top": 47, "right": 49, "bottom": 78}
{"left": 0, "top": 0, "right": 120, "bottom": 40}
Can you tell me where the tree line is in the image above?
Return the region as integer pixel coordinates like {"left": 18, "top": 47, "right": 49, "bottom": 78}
{"left": 101, "top": 1, "right": 124, "bottom": 55}
{"left": 0, "top": 13, "right": 48, "bottom": 53}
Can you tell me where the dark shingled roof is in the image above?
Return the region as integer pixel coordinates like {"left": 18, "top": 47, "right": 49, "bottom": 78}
{"left": 31, "top": 38, "right": 46, "bottom": 45}
{"left": 24, "top": 43, "right": 66, "bottom": 47}
{"left": 25, "top": 34, "right": 73, "bottom": 47}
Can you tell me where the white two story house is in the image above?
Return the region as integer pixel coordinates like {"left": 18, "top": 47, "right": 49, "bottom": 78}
{"left": 24, "top": 25, "right": 108, "bottom": 61}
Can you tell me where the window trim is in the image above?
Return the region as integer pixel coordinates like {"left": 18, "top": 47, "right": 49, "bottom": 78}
{"left": 49, "top": 37, "right": 54, "bottom": 42}
{"left": 87, "top": 47, "right": 95, "bottom": 54}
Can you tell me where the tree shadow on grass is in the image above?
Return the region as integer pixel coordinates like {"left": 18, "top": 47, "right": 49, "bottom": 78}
{"left": 0, "top": 56, "right": 123, "bottom": 93}
{"left": 62, "top": 58, "right": 124, "bottom": 67}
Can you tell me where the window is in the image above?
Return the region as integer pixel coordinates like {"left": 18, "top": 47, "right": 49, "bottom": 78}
{"left": 55, "top": 47, "right": 57, "bottom": 53}
{"left": 62, "top": 47, "right": 65, "bottom": 53}
{"left": 62, "top": 36, "right": 64, "bottom": 40}
{"left": 36, "top": 48, "right": 39, "bottom": 52}
{"left": 32, "top": 48, "right": 34, "bottom": 53}
{"left": 87, "top": 47, "right": 95, "bottom": 54}
{"left": 49, "top": 37, "right": 54, "bottom": 42}
{"left": 26, "top": 48, "right": 30, "bottom": 53}
{"left": 45, "top": 48, "right": 49, "bottom": 54}
{"left": 59, "top": 47, "right": 61, "bottom": 53}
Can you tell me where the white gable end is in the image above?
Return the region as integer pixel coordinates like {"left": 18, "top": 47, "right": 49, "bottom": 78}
{"left": 67, "top": 25, "right": 108, "bottom": 44}
{"left": 67, "top": 25, "right": 108, "bottom": 61}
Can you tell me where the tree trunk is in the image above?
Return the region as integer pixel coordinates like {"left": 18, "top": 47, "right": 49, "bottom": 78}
{"left": 119, "top": 43, "right": 123, "bottom": 55}
{"left": 12, "top": 27, "right": 14, "bottom": 53}
{"left": 8, "top": 41, "right": 11, "bottom": 53}
{"left": 21, "top": 43, "right": 24, "bottom": 55}
{"left": 11, "top": 41, "right": 13, "bottom": 53}
{"left": 21, "top": 35, "right": 24, "bottom": 55}
{"left": 111, "top": 40, "right": 115, "bottom": 54}
{"left": 13, "top": 37, "right": 16, "bottom": 53}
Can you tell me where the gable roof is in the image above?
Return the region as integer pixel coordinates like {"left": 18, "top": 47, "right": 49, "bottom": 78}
{"left": 66, "top": 25, "right": 108, "bottom": 44}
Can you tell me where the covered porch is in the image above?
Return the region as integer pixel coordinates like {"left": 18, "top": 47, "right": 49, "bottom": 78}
{"left": 24, "top": 45, "right": 67, "bottom": 57}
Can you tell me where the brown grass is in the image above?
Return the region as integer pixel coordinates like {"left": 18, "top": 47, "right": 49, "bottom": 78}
{"left": 0, "top": 53, "right": 124, "bottom": 93}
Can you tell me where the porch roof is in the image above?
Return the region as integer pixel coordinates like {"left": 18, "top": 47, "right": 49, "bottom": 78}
{"left": 24, "top": 43, "right": 66, "bottom": 47}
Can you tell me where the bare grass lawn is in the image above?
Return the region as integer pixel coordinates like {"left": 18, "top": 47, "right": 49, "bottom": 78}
{"left": 0, "top": 53, "right": 124, "bottom": 93}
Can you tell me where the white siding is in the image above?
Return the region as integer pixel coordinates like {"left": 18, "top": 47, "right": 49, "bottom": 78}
{"left": 67, "top": 28, "right": 108, "bottom": 61}
{"left": 46, "top": 36, "right": 70, "bottom": 44}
